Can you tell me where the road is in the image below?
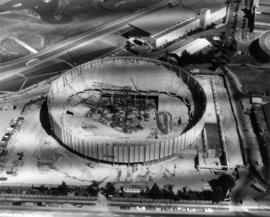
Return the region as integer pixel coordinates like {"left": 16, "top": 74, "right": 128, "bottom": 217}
{"left": 0, "top": 0, "right": 170, "bottom": 92}
{"left": 0, "top": 0, "right": 167, "bottom": 73}
{"left": 0, "top": 1, "right": 229, "bottom": 93}
{"left": 0, "top": 206, "right": 269, "bottom": 217}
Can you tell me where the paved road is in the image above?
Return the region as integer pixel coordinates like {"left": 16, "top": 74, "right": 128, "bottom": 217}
{"left": 0, "top": 207, "right": 268, "bottom": 217}
{"left": 0, "top": 0, "right": 169, "bottom": 92}
{"left": 0, "top": 0, "right": 167, "bottom": 72}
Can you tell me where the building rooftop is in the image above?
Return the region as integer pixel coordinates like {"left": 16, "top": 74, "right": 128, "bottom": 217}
{"left": 255, "top": 13, "right": 270, "bottom": 25}
{"left": 182, "top": 1, "right": 225, "bottom": 14}
{"left": 254, "top": 0, "right": 270, "bottom": 29}
{"left": 257, "top": 0, "right": 270, "bottom": 6}
{"left": 256, "top": 5, "right": 270, "bottom": 14}
{"left": 171, "top": 38, "right": 212, "bottom": 57}
{"left": 129, "top": 6, "right": 196, "bottom": 36}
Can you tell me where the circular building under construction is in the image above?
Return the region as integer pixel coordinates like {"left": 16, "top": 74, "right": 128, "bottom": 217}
{"left": 47, "top": 57, "right": 206, "bottom": 164}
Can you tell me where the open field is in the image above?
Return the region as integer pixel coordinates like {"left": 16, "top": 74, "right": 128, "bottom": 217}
{"left": 0, "top": 38, "right": 117, "bottom": 92}
{"left": 0, "top": 34, "right": 44, "bottom": 56}
{"left": 0, "top": 0, "right": 162, "bottom": 63}
{"left": 228, "top": 65, "right": 270, "bottom": 95}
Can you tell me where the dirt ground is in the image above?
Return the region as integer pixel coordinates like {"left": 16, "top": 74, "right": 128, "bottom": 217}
{"left": 0, "top": 74, "right": 239, "bottom": 192}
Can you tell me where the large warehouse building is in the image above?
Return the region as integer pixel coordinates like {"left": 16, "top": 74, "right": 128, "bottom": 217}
{"left": 129, "top": 5, "right": 227, "bottom": 48}
{"left": 253, "top": 0, "right": 270, "bottom": 30}
{"left": 47, "top": 57, "right": 206, "bottom": 164}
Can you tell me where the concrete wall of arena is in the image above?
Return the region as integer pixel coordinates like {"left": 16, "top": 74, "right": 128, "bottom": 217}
{"left": 258, "top": 32, "right": 270, "bottom": 62}
{"left": 249, "top": 35, "right": 270, "bottom": 62}
{"left": 47, "top": 57, "right": 206, "bottom": 164}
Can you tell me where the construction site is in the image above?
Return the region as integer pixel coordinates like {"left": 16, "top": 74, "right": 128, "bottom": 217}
{"left": 47, "top": 57, "right": 206, "bottom": 164}
{"left": 0, "top": 57, "right": 244, "bottom": 194}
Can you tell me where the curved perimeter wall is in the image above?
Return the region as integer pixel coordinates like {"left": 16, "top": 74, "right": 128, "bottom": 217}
{"left": 47, "top": 57, "right": 206, "bottom": 164}
{"left": 251, "top": 31, "right": 270, "bottom": 62}
{"left": 258, "top": 31, "right": 270, "bottom": 62}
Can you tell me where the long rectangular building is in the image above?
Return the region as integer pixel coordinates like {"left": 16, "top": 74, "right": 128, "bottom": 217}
{"left": 130, "top": 6, "right": 196, "bottom": 37}
{"left": 129, "top": 6, "right": 197, "bottom": 48}
{"left": 129, "top": 6, "right": 227, "bottom": 48}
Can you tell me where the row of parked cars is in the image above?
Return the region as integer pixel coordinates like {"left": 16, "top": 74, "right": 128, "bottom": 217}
{"left": 0, "top": 122, "right": 16, "bottom": 156}
{"left": 12, "top": 201, "right": 84, "bottom": 208}
{"left": 0, "top": 117, "right": 24, "bottom": 172}
{"left": 120, "top": 205, "right": 214, "bottom": 213}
